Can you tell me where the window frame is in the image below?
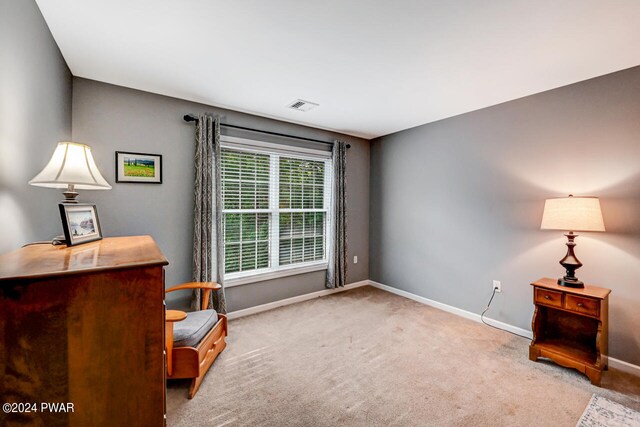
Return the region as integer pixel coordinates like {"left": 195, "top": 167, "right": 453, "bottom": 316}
{"left": 220, "top": 135, "right": 333, "bottom": 287}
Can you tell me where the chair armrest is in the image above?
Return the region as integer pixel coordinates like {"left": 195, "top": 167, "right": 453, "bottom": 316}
{"left": 165, "top": 282, "right": 221, "bottom": 311}
{"left": 166, "top": 310, "right": 187, "bottom": 322}
{"left": 165, "top": 282, "right": 221, "bottom": 293}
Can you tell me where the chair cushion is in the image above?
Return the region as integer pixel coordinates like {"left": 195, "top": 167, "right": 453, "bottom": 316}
{"left": 173, "top": 309, "right": 219, "bottom": 348}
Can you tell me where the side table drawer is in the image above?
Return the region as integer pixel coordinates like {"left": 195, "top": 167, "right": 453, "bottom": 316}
{"left": 534, "top": 288, "right": 563, "bottom": 308}
{"left": 565, "top": 294, "right": 600, "bottom": 317}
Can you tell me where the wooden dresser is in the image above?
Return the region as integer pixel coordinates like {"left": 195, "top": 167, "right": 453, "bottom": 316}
{"left": 0, "top": 236, "right": 168, "bottom": 426}
{"left": 529, "top": 277, "right": 610, "bottom": 386}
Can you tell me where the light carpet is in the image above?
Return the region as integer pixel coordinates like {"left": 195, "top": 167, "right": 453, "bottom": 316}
{"left": 167, "top": 286, "right": 640, "bottom": 426}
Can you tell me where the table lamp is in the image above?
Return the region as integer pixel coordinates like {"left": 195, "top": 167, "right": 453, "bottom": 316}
{"left": 540, "top": 195, "right": 605, "bottom": 288}
{"left": 29, "top": 141, "right": 112, "bottom": 203}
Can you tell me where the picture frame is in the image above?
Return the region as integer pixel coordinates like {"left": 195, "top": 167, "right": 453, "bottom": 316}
{"left": 59, "top": 203, "right": 103, "bottom": 246}
{"left": 115, "top": 151, "right": 162, "bottom": 184}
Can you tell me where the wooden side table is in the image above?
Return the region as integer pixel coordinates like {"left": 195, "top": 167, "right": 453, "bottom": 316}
{"left": 529, "top": 277, "right": 610, "bottom": 386}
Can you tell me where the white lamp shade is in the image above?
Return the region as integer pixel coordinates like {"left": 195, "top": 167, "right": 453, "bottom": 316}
{"left": 540, "top": 196, "right": 605, "bottom": 232}
{"left": 29, "top": 142, "right": 112, "bottom": 190}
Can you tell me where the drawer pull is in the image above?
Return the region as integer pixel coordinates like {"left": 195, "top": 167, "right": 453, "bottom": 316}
{"left": 577, "top": 302, "right": 584, "bottom": 307}
{"left": 544, "top": 295, "right": 551, "bottom": 300}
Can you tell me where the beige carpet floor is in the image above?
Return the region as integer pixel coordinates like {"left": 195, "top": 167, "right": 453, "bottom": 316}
{"left": 166, "top": 286, "right": 640, "bottom": 426}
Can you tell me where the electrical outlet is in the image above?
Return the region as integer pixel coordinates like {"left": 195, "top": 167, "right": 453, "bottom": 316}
{"left": 353, "top": 256, "right": 358, "bottom": 264}
{"left": 493, "top": 280, "right": 502, "bottom": 293}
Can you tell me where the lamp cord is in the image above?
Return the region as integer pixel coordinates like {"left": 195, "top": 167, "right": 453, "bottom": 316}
{"left": 21, "top": 236, "right": 66, "bottom": 247}
{"left": 22, "top": 241, "right": 54, "bottom": 247}
{"left": 481, "top": 288, "right": 531, "bottom": 341}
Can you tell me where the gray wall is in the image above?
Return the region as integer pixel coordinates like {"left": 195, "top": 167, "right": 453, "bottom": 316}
{"left": 72, "top": 78, "right": 370, "bottom": 311}
{"left": 0, "top": 0, "right": 72, "bottom": 254}
{"left": 370, "top": 66, "right": 640, "bottom": 365}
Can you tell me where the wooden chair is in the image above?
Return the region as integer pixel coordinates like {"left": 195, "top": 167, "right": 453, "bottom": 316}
{"left": 165, "top": 282, "right": 227, "bottom": 398}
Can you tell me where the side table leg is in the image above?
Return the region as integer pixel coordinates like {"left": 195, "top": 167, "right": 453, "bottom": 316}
{"left": 585, "top": 366, "right": 602, "bottom": 387}
{"left": 529, "top": 345, "right": 539, "bottom": 362}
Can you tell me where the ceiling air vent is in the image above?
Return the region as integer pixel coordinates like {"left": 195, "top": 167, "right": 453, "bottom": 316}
{"left": 286, "top": 99, "right": 319, "bottom": 112}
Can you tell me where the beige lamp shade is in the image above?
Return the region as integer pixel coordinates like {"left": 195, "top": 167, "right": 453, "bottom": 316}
{"left": 29, "top": 142, "right": 111, "bottom": 190}
{"left": 540, "top": 195, "right": 605, "bottom": 232}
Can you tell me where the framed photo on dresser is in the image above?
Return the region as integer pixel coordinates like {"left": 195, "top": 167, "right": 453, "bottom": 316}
{"left": 59, "top": 203, "right": 103, "bottom": 246}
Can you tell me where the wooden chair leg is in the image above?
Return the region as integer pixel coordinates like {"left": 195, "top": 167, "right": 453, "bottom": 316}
{"left": 165, "top": 310, "right": 186, "bottom": 377}
{"left": 189, "top": 375, "right": 205, "bottom": 399}
{"left": 166, "top": 323, "right": 174, "bottom": 377}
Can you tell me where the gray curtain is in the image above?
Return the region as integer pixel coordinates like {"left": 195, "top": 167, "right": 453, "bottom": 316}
{"left": 191, "top": 114, "right": 226, "bottom": 313}
{"left": 326, "top": 140, "right": 347, "bottom": 289}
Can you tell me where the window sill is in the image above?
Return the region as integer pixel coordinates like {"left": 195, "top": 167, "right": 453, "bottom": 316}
{"left": 224, "top": 262, "right": 328, "bottom": 287}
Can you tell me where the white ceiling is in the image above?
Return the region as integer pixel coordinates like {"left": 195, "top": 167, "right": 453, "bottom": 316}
{"left": 36, "top": 0, "right": 640, "bottom": 139}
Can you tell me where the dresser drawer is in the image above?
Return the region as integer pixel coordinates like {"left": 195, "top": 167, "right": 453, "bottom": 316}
{"left": 565, "top": 294, "right": 600, "bottom": 317}
{"left": 535, "top": 288, "right": 563, "bottom": 308}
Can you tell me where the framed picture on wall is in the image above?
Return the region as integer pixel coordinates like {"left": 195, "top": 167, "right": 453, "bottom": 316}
{"left": 115, "top": 151, "right": 162, "bottom": 183}
{"left": 59, "top": 203, "right": 103, "bottom": 246}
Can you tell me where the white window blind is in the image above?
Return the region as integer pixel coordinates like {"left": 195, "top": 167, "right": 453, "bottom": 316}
{"left": 221, "top": 150, "right": 270, "bottom": 274}
{"left": 221, "top": 140, "right": 332, "bottom": 282}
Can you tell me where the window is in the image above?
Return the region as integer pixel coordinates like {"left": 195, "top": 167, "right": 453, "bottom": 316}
{"left": 221, "top": 138, "right": 332, "bottom": 285}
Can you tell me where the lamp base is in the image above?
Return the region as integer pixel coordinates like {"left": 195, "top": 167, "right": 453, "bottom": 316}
{"left": 557, "top": 277, "right": 584, "bottom": 288}
{"left": 557, "top": 231, "right": 585, "bottom": 288}
{"left": 62, "top": 184, "right": 79, "bottom": 203}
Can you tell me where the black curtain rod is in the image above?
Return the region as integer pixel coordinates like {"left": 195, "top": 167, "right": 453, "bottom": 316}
{"left": 183, "top": 114, "right": 350, "bottom": 149}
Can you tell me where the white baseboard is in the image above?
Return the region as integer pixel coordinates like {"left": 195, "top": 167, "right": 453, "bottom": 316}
{"left": 227, "top": 280, "right": 369, "bottom": 320}
{"left": 607, "top": 356, "right": 640, "bottom": 377}
{"left": 367, "top": 280, "right": 533, "bottom": 338}
{"left": 368, "top": 280, "right": 640, "bottom": 378}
